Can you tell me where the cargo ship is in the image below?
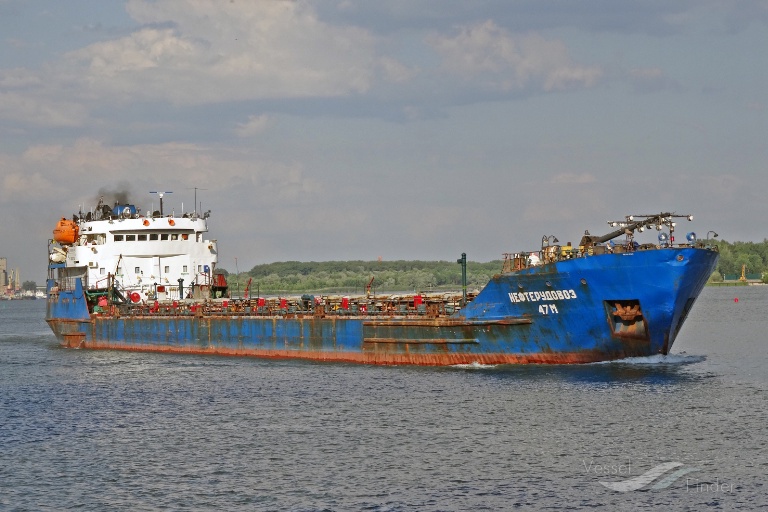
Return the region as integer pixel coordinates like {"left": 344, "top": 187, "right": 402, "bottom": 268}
{"left": 46, "top": 196, "right": 719, "bottom": 365}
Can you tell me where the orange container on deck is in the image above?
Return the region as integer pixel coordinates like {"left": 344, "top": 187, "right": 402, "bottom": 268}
{"left": 53, "top": 218, "right": 79, "bottom": 244}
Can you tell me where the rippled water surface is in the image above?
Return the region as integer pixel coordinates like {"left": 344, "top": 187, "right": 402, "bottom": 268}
{"left": 1, "top": 287, "right": 766, "bottom": 511}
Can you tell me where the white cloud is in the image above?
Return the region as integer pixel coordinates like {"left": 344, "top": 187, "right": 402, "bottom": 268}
{"left": 0, "top": 91, "right": 88, "bottom": 127}
{"left": 630, "top": 68, "right": 664, "bottom": 80}
{"left": 427, "top": 21, "right": 601, "bottom": 92}
{"left": 378, "top": 56, "right": 418, "bottom": 83}
{"left": 551, "top": 173, "right": 597, "bottom": 184}
{"left": 60, "top": 0, "right": 377, "bottom": 105}
{"left": 0, "top": 68, "right": 43, "bottom": 88}
{"left": 235, "top": 114, "right": 272, "bottom": 138}
{"left": 627, "top": 67, "right": 678, "bottom": 93}
{"left": 6, "top": 137, "right": 321, "bottom": 208}
{"left": 1, "top": 169, "right": 57, "bottom": 202}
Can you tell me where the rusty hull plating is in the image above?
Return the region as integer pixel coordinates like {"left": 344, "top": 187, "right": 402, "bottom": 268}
{"left": 46, "top": 248, "right": 719, "bottom": 366}
{"left": 46, "top": 210, "right": 720, "bottom": 366}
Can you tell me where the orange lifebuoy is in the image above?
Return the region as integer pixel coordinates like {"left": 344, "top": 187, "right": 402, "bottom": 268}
{"left": 143, "top": 219, "right": 149, "bottom": 226}
{"left": 168, "top": 219, "right": 175, "bottom": 226}
{"left": 130, "top": 292, "right": 141, "bottom": 303}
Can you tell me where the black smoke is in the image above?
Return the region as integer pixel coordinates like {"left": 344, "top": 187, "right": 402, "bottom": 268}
{"left": 97, "top": 181, "right": 134, "bottom": 206}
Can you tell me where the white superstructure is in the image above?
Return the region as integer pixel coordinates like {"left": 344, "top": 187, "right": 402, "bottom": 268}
{"left": 50, "top": 199, "right": 219, "bottom": 302}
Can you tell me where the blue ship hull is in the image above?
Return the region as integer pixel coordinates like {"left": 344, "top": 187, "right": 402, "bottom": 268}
{"left": 46, "top": 247, "right": 718, "bottom": 365}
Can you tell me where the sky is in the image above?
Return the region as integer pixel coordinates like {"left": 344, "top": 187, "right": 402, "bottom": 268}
{"left": 1, "top": 0, "right": 766, "bottom": 283}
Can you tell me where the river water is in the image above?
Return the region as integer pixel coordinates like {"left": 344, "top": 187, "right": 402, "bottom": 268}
{"left": 1, "top": 286, "right": 766, "bottom": 511}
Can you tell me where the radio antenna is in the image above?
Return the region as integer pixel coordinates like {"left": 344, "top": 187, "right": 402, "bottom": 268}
{"left": 187, "top": 187, "right": 207, "bottom": 216}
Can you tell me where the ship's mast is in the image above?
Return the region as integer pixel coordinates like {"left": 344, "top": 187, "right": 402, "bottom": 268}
{"left": 150, "top": 191, "right": 173, "bottom": 216}
{"left": 191, "top": 187, "right": 207, "bottom": 217}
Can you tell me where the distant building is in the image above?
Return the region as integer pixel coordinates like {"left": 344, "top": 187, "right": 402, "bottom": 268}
{"left": 0, "top": 257, "right": 6, "bottom": 287}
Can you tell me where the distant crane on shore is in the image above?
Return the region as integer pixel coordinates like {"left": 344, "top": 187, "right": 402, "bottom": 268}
{"left": 5, "top": 267, "right": 19, "bottom": 296}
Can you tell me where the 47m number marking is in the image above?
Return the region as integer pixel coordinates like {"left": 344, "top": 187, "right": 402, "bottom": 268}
{"left": 538, "top": 304, "right": 559, "bottom": 315}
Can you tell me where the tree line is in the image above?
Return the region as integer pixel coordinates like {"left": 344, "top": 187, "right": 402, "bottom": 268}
{"left": 222, "top": 259, "right": 503, "bottom": 295}
{"left": 218, "top": 239, "right": 768, "bottom": 293}
{"left": 710, "top": 239, "right": 768, "bottom": 281}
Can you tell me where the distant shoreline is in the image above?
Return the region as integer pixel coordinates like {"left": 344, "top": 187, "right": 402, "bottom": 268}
{"left": 707, "top": 282, "right": 765, "bottom": 287}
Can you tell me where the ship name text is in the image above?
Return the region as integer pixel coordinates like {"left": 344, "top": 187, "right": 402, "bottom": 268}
{"left": 508, "top": 289, "right": 578, "bottom": 304}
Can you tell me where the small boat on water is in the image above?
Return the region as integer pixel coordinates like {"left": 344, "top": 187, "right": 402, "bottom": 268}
{"left": 46, "top": 195, "right": 719, "bottom": 365}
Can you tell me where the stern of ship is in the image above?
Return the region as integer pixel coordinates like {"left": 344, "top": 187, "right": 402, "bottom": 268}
{"left": 46, "top": 272, "right": 92, "bottom": 348}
